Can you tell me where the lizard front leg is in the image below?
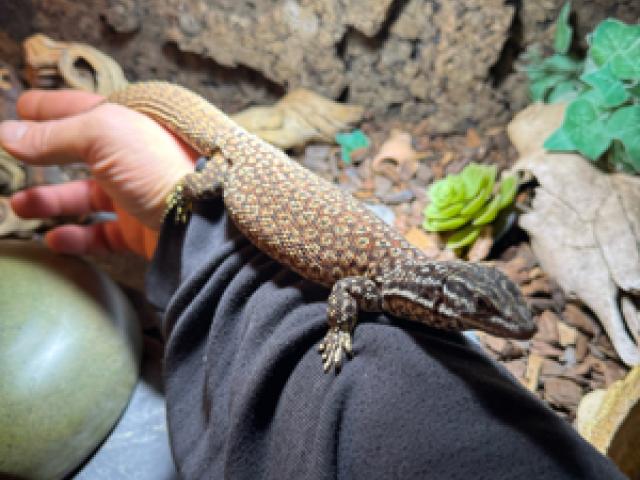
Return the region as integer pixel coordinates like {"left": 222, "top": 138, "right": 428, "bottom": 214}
{"left": 318, "top": 277, "right": 382, "bottom": 372}
{"left": 167, "top": 151, "right": 229, "bottom": 222}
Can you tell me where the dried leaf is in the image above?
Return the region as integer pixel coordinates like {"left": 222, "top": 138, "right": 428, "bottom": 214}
{"left": 232, "top": 88, "right": 364, "bottom": 149}
{"left": 371, "top": 129, "right": 425, "bottom": 183}
{"left": 23, "top": 34, "right": 128, "bottom": 95}
{"left": 0, "top": 198, "right": 43, "bottom": 237}
{"left": 508, "top": 103, "right": 640, "bottom": 366}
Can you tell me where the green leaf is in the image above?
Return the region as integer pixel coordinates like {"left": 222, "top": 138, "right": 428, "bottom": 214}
{"left": 589, "top": 19, "right": 640, "bottom": 80}
{"left": 335, "top": 129, "right": 370, "bottom": 164}
{"left": 547, "top": 80, "right": 583, "bottom": 103}
{"left": 544, "top": 126, "right": 576, "bottom": 151}
{"left": 554, "top": 2, "right": 573, "bottom": 55}
{"left": 607, "top": 140, "right": 640, "bottom": 173}
{"left": 561, "top": 94, "right": 612, "bottom": 159}
{"left": 428, "top": 176, "right": 466, "bottom": 207}
{"left": 472, "top": 194, "right": 502, "bottom": 226}
{"left": 530, "top": 74, "right": 565, "bottom": 102}
{"left": 542, "top": 54, "right": 583, "bottom": 73}
{"left": 423, "top": 215, "right": 470, "bottom": 232}
{"left": 581, "top": 64, "right": 631, "bottom": 107}
{"left": 497, "top": 176, "right": 517, "bottom": 209}
{"left": 628, "top": 82, "right": 640, "bottom": 98}
{"left": 460, "top": 163, "right": 486, "bottom": 199}
{"left": 424, "top": 201, "right": 464, "bottom": 220}
{"left": 607, "top": 104, "right": 640, "bottom": 166}
{"left": 460, "top": 171, "right": 495, "bottom": 216}
{"left": 445, "top": 224, "right": 482, "bottom": 249}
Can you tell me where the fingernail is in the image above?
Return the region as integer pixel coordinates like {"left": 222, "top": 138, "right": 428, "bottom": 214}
{"left": 0, "top": 121, "right": 28, "bottom": 144}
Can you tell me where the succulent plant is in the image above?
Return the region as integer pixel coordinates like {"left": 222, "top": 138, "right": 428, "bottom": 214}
{"left": 422, "top": 163, "right": 517, "bottom": 249}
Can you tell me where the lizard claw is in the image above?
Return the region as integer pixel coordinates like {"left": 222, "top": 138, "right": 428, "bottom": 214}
{"left": 165, "top": 182, "right": 193, "bottom": 224}
{"left": 319, "top": 326, "right": 353, "bottom": 373}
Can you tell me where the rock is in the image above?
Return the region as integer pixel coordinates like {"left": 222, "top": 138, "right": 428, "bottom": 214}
{"left": 544, "top": 377, "right": 583, "bottom": 410}
{"left": 104, "top": 0, "right": 141, "bottom": 33}
{"left": 0, "top": 241, "right": 141, "bottom": 480}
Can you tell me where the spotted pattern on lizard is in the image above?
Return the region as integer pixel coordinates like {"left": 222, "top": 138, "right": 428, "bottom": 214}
{"left": 109, "top": 82, "right": 536, "bottom": 372}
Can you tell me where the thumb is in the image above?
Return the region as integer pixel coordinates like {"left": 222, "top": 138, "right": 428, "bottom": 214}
{"left": 0, "top": 111, "right": 100, "bottom": 165}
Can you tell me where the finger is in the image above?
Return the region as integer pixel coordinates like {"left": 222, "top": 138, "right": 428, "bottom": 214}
{"left": 10, "top": 180, "right": 113, "bottom": 218}
{"left": 45, "top": 221, "right": 158, "bottom": 258}
{"left": 0, "top": 111, "right": 99, "bottom": 165}
{"left": 17, "top": 89, "right": 104, "bottom": 121}
{"left": 44, "top": 222, "right": 129, "bottom": 256}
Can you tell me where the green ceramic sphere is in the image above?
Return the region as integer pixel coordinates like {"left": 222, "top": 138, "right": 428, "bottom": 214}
{"left": 0, "top": 241, "right": 141, "bottom": 480}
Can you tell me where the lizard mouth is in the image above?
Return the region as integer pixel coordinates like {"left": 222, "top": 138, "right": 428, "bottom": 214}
{"left": 468, "top": 313, "right": 537, "bottom": 340}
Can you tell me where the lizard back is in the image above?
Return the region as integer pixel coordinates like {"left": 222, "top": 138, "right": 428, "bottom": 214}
{"left": 222, "top": 131, "right": 421, "bottom": 286}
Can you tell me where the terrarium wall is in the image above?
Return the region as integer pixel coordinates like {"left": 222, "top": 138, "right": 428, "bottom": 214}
{"left": 1, "top": 0, "right": 639, "bottom": 133}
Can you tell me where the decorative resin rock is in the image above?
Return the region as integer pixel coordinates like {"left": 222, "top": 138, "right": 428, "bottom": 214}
{"left": 0, "top": 241, "right": 141, "bottom": 480}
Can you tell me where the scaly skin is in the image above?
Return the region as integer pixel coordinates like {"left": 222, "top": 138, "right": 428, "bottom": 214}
{"left": 109, "top": 82, "right": 536, "bottom": 372}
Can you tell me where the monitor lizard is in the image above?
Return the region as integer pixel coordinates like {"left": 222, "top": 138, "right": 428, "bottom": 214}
{"left": 109, "top": 82, "right": 536, "bottom": 372}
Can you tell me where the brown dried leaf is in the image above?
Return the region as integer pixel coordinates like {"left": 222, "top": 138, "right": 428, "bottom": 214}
{"left": 232, "top": 89, "right": 364, "bottom": 149}
{"left": 23, "top": 34, "right": 128, "bottom": 95}
{"left": 371, "top": 129, "right": 426, "bottom": 184}
{"left": 0, "top": 197, "right": 42, "bottom": 237}
{"left": 509, "top": 103, "right": 640, "bottom": 366}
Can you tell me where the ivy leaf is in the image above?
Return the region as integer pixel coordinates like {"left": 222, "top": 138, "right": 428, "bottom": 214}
{"left": 607, "top": 104, "right": 640, "bottom": 166}
{"left": 581, "top": 64, "right": 631, "bottom": 107}
{"left": 530, "top": 73, "right": 566, "bottom": 101}
{"left": 561, "top": 93, "right": 612, "bottom": 159}
{"left": 608, "top": 140, "right": 640, "bottom": 174}
{"left": 547, "top": 80, "right": 583, "bottom": 103}
{"left": 554, "top": 2, "right": 573, "bottom": 55}
{"left": 589, "top": 19, "right": 640, "bottom": 80}
{"left": 542, "top": 54, "right": 583, "bottom": 73}
{"left": 544, "top": 125, "right": 576, "bottom": 151}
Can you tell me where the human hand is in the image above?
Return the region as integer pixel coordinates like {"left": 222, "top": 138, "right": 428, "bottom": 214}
{"left": 0, "top": 89, "right": 197, "bottom": 258}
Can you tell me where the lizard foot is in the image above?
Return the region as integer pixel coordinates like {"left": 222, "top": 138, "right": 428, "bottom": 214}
{"left": 318, "top": 326, "right": 353, "bottom": 373}
{"left": 165, "top": 181, "right": 193, "bottom": 224}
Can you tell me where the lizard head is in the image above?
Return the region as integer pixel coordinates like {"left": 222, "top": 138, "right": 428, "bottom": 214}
{"left": 379, "top": 261, "right": 536, "bottom": 339}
